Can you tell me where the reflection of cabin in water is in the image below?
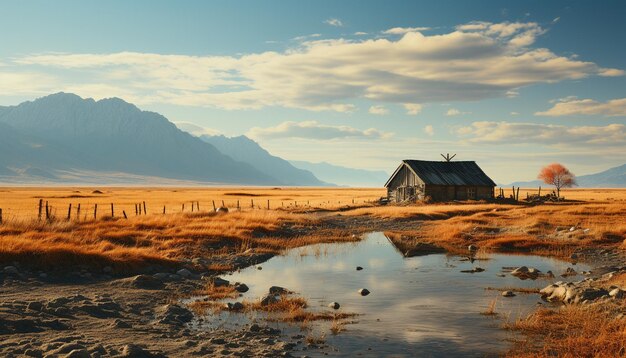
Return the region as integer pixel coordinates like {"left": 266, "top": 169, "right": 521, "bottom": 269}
{"left": 385, "top": 160, "right": 496, "bottom": 202}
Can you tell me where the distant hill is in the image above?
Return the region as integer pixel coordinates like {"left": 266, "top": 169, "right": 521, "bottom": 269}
{"left": 290, "top": 160, "right": 389, "bottom": 187}
{"left": 199, "top": 135, "right": 329, "bottom": 186}
{"left": 506, "top": 164, "right": 626, "bottom": 188}
{"left": 0, "top": 93, "right": 281, "bottom": 185}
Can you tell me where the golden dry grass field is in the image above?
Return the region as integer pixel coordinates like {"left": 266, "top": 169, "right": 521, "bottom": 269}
{"left": 0, "top": 187, "right": 386, "bottom": 222}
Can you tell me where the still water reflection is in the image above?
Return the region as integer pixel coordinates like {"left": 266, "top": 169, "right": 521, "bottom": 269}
{"left": 208, "top": 232, "right": 588, "bottom": 357}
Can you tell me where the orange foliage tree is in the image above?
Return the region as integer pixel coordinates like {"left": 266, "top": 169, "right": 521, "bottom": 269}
{"left": 538, "top": 163, "right": 577, "bottom": 199}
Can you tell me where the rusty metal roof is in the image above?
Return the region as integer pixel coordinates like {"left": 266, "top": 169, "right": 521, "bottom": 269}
{"left": 387, "top": 160, "right": 496, "bottom": 187}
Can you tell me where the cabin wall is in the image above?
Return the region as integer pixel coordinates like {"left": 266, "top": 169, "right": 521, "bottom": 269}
{"left": 425, "top": 185, "right": 494, "bottom": 201}
{"left": 386, "top": 165, "right": 425, "bottom": 202}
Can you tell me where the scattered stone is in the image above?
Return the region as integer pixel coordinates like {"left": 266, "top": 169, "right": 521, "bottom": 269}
{"left": 111, "top": 319, "right": 131, "bottom": 328}
{"left": 461, "top": 267, "right": 485, "bottom": 273}
{"left": 156, "top": 304, "right": 193, "bottom": 325}
{"left": 216, "top": 207, "right": 229, "bottom": 213}
{"left": 115, "top": 275, "right": 164, "bottom": 290}
{"left": 212, "top": 277, "right": 230, "bottom": 287}
{"left": 502, "top": 291, "right": 516, "bottom": 297}
{"left": 27, "top": 301, "right": 43, "bottom": 312}
{"left": 570, "top": 253, "right": 578, "bottom": 260}
{"left": 260, "top": 294, "right": 279, "bottom": 306}
{"left": 176, "top": 268, "right": 192, "bottom": 278}
{"left": 64, "top": 349, "right": 91, "bottom": 358}
{"left": 234, "top": 283, "right": 249, "bottom": 293}
{"left": 268, "top": 286, "right": 290, "bottom": 295}
{"left": 358, "top": 288, "right": 370, "bottom": 296}
{"left": 227, "top": 302, "right": 244, "bottom": 311}
{"left": 468, "top": 244, "right": 478, "bottom": 252}
{"left": 121, "top": 344, "right": 156, "bottom": 357}
{"left": 4, "top": 266, "right": 19, "bottom": 274}
{"left": 511, "top": 266, "right": 541, "bottom": 280}
{"left": 328, "top": 302, "right": 340, "bottom": 310}
{"left": 561, "top": 267, "right": 578, "bottom": 277}
{"left": 610, "top": 288, "right": 625, "bottom": 299}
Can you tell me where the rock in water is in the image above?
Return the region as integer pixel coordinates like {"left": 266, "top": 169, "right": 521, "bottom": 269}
{"left": 502, "top": 291, "right": 516, "bottom": 297}
{"left": 356, "top": 266, "right": 363, "bottom": 271}
{"left": 358, "top": 288, "right": 370, "bottom": 296}
{"left": 268, "top": 286, "right": 290, "bottom": 295}
{"left": 328, "top": 302, "right": 340, "bottom": 309}
{"left": 468, "top": 244, "right": 478, "bottom": 252}
{"left": 260, "top": 294, "right": 279, "bottom": 306}
{"left": 234, "top": 283, "right": 249, "bottom": 293}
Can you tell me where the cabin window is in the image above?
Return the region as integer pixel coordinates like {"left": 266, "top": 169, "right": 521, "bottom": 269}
{"left": 467, "top": 187, "right": 476, "bottom": 200}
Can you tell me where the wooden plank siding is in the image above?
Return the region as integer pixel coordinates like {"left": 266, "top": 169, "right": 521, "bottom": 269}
{"left": 385, "top": 160, "right": 496, "bottom": 203}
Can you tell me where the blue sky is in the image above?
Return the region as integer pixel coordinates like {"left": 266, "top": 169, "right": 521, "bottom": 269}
{"left": 0, "top": 0, "right": 625, "bottom": 183}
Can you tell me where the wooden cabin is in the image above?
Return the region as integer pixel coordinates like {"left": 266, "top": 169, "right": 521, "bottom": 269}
{"left": 385, "top": 160, "right": 496, "bottom": 202}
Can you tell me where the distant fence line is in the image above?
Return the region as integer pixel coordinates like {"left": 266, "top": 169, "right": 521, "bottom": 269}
{"left": 0, "top": 197, "right": 374, "bottom": 224}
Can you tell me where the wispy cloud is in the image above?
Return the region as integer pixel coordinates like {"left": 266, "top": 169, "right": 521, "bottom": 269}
{"left": 10, "top": 21, "right": 622, "bottom": 112}
{"left": 247, "top": 120, "right": 392, "bottom": 140}
{"left": 174, "top": 121, "right": 221, "bottom": 136}
{"left": 383, "top": 26, "right": 430, "bottom": 35}
{"left": 455, "top": 121, "right": 625, "bottom": 145}
{"left": 446, "top": 108, "right": 470, "bottom": 116}
{"left": 324, "top": 18, "right": 343, "bottom": 27}
{"left": 536, "top": 97, "right": 626, "bottom": 117}
{"left": 368, "top": 105, "right": 389, "bottom": 115}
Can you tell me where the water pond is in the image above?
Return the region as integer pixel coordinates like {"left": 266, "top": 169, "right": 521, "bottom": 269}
{"left": 195, "top": 232, "right": 589, "bottom": 357}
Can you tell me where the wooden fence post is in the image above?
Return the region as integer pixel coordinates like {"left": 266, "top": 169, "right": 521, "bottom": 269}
{"left": 221, "top": 200, "right": 225, "bottom": 208}
{"left": 191, "top": 202, "right": 194, "bottom": 212}
{"left": 135, "top": 204, "right": 138, "bottom": 215}
{"left": 111, "top": 203, "right": 114, "bottom": 218}
{"left": 94, "top": 204, "right": 98, "bottom": 220}
{"left": 67, "top": 203, "right": 72, "bottom": 221}
{"left": 77, "top": 204, "right": 81, "bottom": 221}
{"left": 538, "top": 186, "right": 542, "bottom": 197}
{"left": 38, "top": 199, "right": 43, "bottom": 221}
{"left": 45, "top": 201, "right": 49, "bottom": 221}
{"left": 237, "top": 200, "right": 240, "bottom": 210}
{"left": 196, "top": 202, "right": 200, "bottom": 211}
{"left": 0, "top": 208, "right": 3, "bottom": 224}
{"left": 163, "top": 206, "right": 166, "bottom": 215}
{"left": 182, "top": 203, "right": 185, "bottom": 212}
{"left": 143, "top": 201, "right": 147, "bottom": 215}
{"left": 123, "top": 210, "right": 128, "bottom": 219}
{"left": 251, "top": 199, "right": 254, "bottom": 208}
{"left": 516, "top": 187, "right": 520, "bottom": 201}
{"left": 267, "top": 200, "right": 270, "bottom": 210}
{"left": 212, "top": 200, "right": 216, "bottom": 212}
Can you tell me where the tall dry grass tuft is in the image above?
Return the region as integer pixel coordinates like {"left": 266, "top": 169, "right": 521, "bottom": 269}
{"left": 506, "top": 303, "right": 626, "bottom": 357}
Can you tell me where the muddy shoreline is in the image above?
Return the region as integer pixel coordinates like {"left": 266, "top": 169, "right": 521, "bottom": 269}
{"left": 1, "top": 214, "right": 624, "bottom": 357}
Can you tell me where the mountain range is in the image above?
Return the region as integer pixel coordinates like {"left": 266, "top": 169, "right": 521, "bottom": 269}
{"left": 506, "top": 164, "right": 626, "bottom": 188}
{"left": 0, "top": 93, "right": 385, "bottom": 186}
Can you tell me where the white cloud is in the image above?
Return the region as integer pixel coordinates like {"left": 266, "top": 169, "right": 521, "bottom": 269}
{"left": 455, "top": 121, "right": 626, "bottom": 145}
{"left": 324, "top": 18, "right": 343, "bottom": 27}
{"left": 552, "top": 17, "right": 560, "bottom": 23}
{"left": 174, "top": 121, "right": 221, "bottom": 137}
{"left": 383, "top": 27, "right": 430, "bottom": 35}
{"left": 510, "top": 111, "right": 520, "bottom": 115}
{"left": 247, "top": 120, "right": 392, "bottom": 140}
{"left": 10, "top": 21, "right": 622, "bottom": 112}
{"left": 404, "top": 103, "right": 423, "bottom": 115}
{"left": 368, "top": 105, "right": 389, "bottom": 115}
{"left": 446, "top": 108, "right": 469, "bottom": 116}
{"left": 536, "top": 97, "right": 626, "bottom": 117}
{"left": 424, "top": 125, "right": 434, "bottom": 136}
{"left": 354, "top": 32, "right": 368, "bottom": 36}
